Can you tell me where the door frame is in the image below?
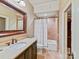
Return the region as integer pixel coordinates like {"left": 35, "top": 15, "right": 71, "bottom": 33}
{"left": 64, "top": 3, "right": 71, "bottom": 59}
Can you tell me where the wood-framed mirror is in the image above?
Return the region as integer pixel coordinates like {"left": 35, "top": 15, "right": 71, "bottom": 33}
{"left": 0, "top": 0, "right": 26, "bottom": 37}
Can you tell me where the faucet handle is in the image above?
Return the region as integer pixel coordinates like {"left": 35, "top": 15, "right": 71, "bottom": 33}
{"left": 6, "top": 42, "right": 10, "bottom": 46}
{"left": 12, "top": 38, "right": 15, "bottom": 44}
{"left": 15, "top": 39, "right": 17, "bottom": 43}
{"left": 12, "top": 40, "right": 14, "bottom": 44}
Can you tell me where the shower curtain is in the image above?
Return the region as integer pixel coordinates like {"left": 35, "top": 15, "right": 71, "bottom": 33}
{"left": 34, "top": 19, "right": 47, "bottom": 49}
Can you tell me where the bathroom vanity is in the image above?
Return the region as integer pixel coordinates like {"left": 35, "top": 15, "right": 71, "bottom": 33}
{"left": 15, "top": 40, "right": 37, "bottom": 59}
{"left": 0, "top": 38, "right": 37, "bottom": 59}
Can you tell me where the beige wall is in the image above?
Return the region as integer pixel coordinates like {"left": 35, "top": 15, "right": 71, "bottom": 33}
{"left": 24, "top": 0, "right": 36, "bottom": 37}
{"left": 47, "top": 18, "right": 58, "bottom": 40}
{"left": 0, "top": 34, "right": 27, "bottom": 44}
{"left": 59, "top": 0, "right": 71, "bottom": 59}
{"left": 0, "top": 0, "right": 35, "bottom": 43}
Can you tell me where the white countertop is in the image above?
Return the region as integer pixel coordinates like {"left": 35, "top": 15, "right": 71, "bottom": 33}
{"left": 0, "top": 38, "right": 37, "bottom": 59}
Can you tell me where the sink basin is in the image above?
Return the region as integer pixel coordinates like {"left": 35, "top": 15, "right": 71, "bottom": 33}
{"left": 0, "top": 49, "right": 3, "bottom": 52}
{"left": 9, "top": 42, "right": 26, "bottom": 50}
{"left": 17, "top": 42, "right": 26, "bottom": 44}
{"left": 0, "top": 45, "right": 9, "bottom": 52}
{"left": 0, "top": 42, "right": 26, "bottom": 53}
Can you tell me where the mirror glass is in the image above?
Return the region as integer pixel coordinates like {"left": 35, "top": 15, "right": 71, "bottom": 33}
{"left": 0, "top": 3, "right": 23, "bottom": 31}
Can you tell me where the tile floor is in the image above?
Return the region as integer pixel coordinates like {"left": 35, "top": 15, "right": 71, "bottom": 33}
{"left": 37, "top": 48, "right": 61, "bottom": 59}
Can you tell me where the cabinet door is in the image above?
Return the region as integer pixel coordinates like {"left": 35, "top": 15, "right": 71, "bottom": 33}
{"left": 24, "top": 49, "right": 29, "bottom": 59}
{"left": 32, "top": 42, "right": 37, "bottom": 59}
{"left": 25, "top": 42, "right": 37, "bottom": 59}
{"left": 29, "top": 45, "right": 33, "bottom": 59}
{"left": 25, "top": 46, "right": 33, "bottom": 59}
{"left": 15, "top": 53, "right": 24, "bottom": 59}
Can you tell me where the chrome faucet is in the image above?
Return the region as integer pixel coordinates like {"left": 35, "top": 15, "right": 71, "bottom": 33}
{"left": 12, "top": 38, "right": 17, "bottom": 44}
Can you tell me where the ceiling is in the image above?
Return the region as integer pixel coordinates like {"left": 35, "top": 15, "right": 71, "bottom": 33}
{"left": 29, "top": 0, "right": 59, "bottom": 17}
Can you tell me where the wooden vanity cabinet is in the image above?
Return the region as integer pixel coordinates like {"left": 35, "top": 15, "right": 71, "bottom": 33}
{"left": 24, "top": 41, "right": 37, "bottom": 59}
{"left": 32, "top": 42, "right": 37, "bottom": 59}
{"left": 16, "top": 52, "right": 25, "bottom": 59}
{"left": 15, "top": 41, "right": 37, "bottom": 59}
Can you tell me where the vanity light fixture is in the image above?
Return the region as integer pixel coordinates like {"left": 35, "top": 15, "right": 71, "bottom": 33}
{"left": 14, "top": 0, "right": 26, "bottom": 7}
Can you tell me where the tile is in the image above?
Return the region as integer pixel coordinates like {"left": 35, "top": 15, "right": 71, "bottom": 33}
{"left": 37, "top": 49, "right": 61, "bottom": 59}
